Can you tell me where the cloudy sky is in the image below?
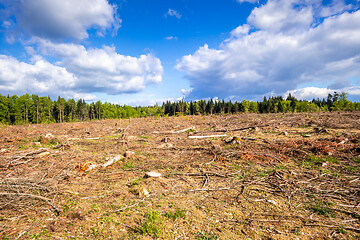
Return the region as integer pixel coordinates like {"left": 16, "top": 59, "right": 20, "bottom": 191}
{"left": 0, "top": 0, "right": 359, "bottom": 105}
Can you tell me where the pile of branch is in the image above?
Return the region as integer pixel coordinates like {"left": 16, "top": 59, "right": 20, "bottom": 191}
{"left": 0, "top": 177, "right": 60, "bottom": 214}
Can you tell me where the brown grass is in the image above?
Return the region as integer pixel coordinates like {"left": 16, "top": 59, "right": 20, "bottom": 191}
{"left": 0, "top": 112, "right": 359, "bottom": 239}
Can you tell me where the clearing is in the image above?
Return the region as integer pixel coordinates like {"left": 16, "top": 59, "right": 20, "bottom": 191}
{"left": 0, "top": 112, "right": 359, "bottom": 239}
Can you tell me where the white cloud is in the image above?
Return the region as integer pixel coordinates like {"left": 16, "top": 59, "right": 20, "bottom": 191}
{"left": 320, "top": 0, "right": 353, "bottom": 17}
{"left": 0, "top": 38, "right": 164, "bottom": 99}
{"left": 177, "top": 1, "right": 360, "bottom": 100}
{"left": 286, "top": 86, "right": 360, "bottom": 100}
{"left": 165, "top": 9, "right": 181, "bottom": 19}
{"left": 26, "top": 39, "right": 163, "bottom": 95}
{"left": 237, "top": 0, "right": 259, "bottom": 4}
{"left": 285, "top": 87, "right": 335, "bottom": 100}
{"left": 0, "top": 55, "right": 77, "bottom": 96}
{"left": 229, "top": 24, "right": 251, "bottom": 38}
{"left": 247, "top": 0, "right": 314, "bottom": 33}
{"left": 181, "top": 89, "right": 192, "bottom": 97}
{"left": 165, "top": 36, "right": 178, "bottom": 40}
{"left": 5, "top": 0, "right": 120, "bottom": 40}
{"left": 1, "top": 20, "right": 12, "bottom": 28}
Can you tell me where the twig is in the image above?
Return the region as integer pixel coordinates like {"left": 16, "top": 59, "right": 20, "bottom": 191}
{"left": 304, "top": 223, "right": 360, "bottom": 233}
{"left": 0, "top": 192, "right": 60, "bottom": 213}
{"left": 287, "top": 195, "right": 293, "bottom": 211}
{"left": 197, "top": 167, "right": 209, "bottom": 188}
{"left": 198, "top": 124, "right": 271, "bottom": 133}
{"left": 7, "top": 148, "right": 48, "bottom": 167}
{"left": 222, "top": 219, "right": 296, "bottom": 223}
{"left": 114, "top": 198, "right": 146, "bottom": 213}
{"left": 189, "top": 187, "right": 230, "bottom": 192}
{"left": 328, "top": 207, "right": 360, "bottom": 218}
{"left": 202, "top": 152, "right": 217, "bottom": 165}
{"left": 39, "top": 162, "right": 55, "bottom": 183}
{"left": 172, "top": 127, "right": 195, "bottom": 133}
{"left": 17, "top": 223, "right": 37, "bottom": 239}
{"left": 173, "top": 172, "right": 228, "bottom": 178}
{"left": 189, "top": 134, "right": 227, "bottom": 139}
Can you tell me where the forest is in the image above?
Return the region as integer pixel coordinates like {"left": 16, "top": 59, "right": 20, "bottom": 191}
{"left": 0, "top": 92, "right": 359, "bottom": 124}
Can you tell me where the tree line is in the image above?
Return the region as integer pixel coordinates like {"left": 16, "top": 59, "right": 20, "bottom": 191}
{"left": 0, "top": 94, "right": 162, "bottom": 124}
{"left": 163, "top": 92, "right": 359, "bottom": 115}
{"left": 0, "top": 92, "right": 359, "bottom": 124}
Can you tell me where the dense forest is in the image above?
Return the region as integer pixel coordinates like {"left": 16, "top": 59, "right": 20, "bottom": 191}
{"left": 0, "top": 92, "right": 359, "bottom": 124}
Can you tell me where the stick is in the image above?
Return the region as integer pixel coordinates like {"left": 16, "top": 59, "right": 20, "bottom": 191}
{"left": 172, "top": 127, "right": 195, "bottom": 133}
{"left": 304, "top": 223, "right": 360, "bottom": 233}
{"left": 114, "top": 198, "right": 146, "bottom": 213}
{"left": 8, "top": 148, "right": 48, "bottom": 167}
{"left": 0, "top": 192, "right": 60, "bottom": 213}
{"left": 195, "top": 125, "right": 271, "bottom": 133}
{"left": 173, "top": 172, "right": 228, "bottom": 178}
{"left": 189, "top": 135, "right": 227, "bottom": 139}
{"left": 221, "top": 219, "right": 296, "bottom": 223}
{"left": 189, "top": 187, "right": 230, "bottom": 192}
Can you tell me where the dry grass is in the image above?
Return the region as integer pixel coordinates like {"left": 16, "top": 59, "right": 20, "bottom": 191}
{"left": 0, "top": 112, "right": 359, "bottom": 239}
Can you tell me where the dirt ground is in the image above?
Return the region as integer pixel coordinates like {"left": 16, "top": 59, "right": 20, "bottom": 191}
{"left": 0, "top": 112, "right": 359, "bottom": 239}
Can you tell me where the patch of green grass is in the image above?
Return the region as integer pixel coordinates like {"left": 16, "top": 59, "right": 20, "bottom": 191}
{"left": 136, "top": 210, "right": 164, "bottom": 238}
{"left": 352, "top": 157, "right": 360, "bottom": 164}
{"left": 122, "top": 159, "right": 135, "bottom": 170}
{"left": 235, "top": 172, "right": 250, "bottom": 181}
{"left": 345, "top": 166, "right": 360, "bottom": 172}
{"left": 139, "top": 136, "right": 150, "bottom": 139}
{"left": 107, "top": 134, "right": 123, "bottom": 139}
{"left": 338, "top": 226, "right": 347, "bottom": 234}
{"left": 301, "top": 154, "right": 338, "bottom": 168}
{"left": 128, "top": 178, "right": 144, "bottom": 187}
{"left": 18, "top": 144, "right": 29, "bottom": 150}
{"left": 258, "top": 170, "right": 269, "bottom": 177}
{"left": 196, "top": 231, "right": 219, "bottom": 240}
{"left": 310, "top": 202, "right": 334, "bottom": 217}
{"left": 90, "top": 203, "right": 101, "bottom": 213}
{"left": 185, "top": 128, "right": 196, "bottom": 133}
{"left": 275, "top": 164, "right": 287, "bottom": 170}
{"left": 164, "top": 208, "right": 186, "bottom": 220}
{"left": 224, "top": 145, "right": 235, "bottom": 149}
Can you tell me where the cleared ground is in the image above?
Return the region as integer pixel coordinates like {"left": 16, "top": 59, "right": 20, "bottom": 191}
{"left": 0, "top": 112, "right": 359, "bottom": 239}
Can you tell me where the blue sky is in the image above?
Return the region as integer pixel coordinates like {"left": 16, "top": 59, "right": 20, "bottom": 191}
{"left": 0, "top": 0, "right": 360, "bottom": 105}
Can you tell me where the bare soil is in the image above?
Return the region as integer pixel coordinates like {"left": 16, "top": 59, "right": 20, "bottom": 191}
{"left": 0, "top": 112, "right": 360, "bottom": 239}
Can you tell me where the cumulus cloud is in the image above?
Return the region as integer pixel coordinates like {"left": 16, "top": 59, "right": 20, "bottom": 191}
{"left": 0, "top": 39, "right": 164, "bottom": 99}
{"left": 32, "top": 39, "right": 163, "bottom": 94}
{"left": 4, "top": 0, "right": 120, "bottom": 40}
{"left": 177, "top": 0, "right": 360, "bottom": 100}
{"left": 165, "top": 9, "right": 181, "bottom": 19}
{"left": 286, "top": 86, "right": 360, "bottom": 100}
{"left": 0, "top": 55, "right": 77, "bottom": 96}
{"left": 285, "top": 87, "right": 336, "bottom": 100}
{"left": 247, "top": 0, "right": 314, "bottom": 33}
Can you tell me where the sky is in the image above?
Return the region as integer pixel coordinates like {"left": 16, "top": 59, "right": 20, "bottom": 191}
{"left": 0, "top": 0, "right": 360, "bottom": 106}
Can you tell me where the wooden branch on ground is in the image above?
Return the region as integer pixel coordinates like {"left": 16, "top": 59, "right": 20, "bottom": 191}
{"left": 328, "top": 207, "right": 360, "bottom": 218}
{"left": 172, "top": 127, "right": 195, "bottom": 133}
{"left": 113, "top": 198, "right": 146, "bottom": 213}
{"left": 189, "top": 187, "right": 230, "bottom": 192}
{"left": 0, "top": 192, "right": 60, "bottom": 213}
{"left": 7, "top": 148, "right": 48, "bottom": 167}
{"left": 304, "top": 223, "right": 360, "bottom": 233}
{"left": 221, "top": 219, "right": 297, "bottom": 223}
{"left": 173, "top": 172, "right": 228, "bottom": 178}
{"left": 189, "top": 134, "right": 227, "bottom": 139}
